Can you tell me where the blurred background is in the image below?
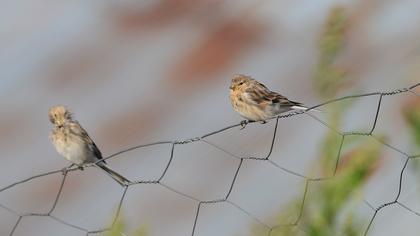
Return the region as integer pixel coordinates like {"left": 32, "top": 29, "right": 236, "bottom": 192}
{"left": 1, "top": 0, "right": 420, "bottom": 235}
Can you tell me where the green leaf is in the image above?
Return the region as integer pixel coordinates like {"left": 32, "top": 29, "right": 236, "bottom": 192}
{"left": 313, "top": 6, "right": 350, "bottom": 99}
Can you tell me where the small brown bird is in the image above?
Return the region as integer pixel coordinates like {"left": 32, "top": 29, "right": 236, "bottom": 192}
{"left": 229, "top": 74, "right": 309, "bottom": 122}
{"left": 49, "top": 105, "right": 130, "bottom": 186}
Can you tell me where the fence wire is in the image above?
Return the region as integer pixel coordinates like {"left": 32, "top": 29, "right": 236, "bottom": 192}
{"left": 1, "top": 82, "right": 419, "bottom": 236}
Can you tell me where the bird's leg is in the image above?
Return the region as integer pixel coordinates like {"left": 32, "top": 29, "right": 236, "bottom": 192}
{"left": 61, "top": 164, "right": 73, "bottom": 175}
{"left": 77, "top": 165, "right": 84, "bottom": 171}
{"left": 61, "top": 167, "right": 69, "bottom": 175}
{"left": 240, "top": 120, "right": 249, "bottom": 130}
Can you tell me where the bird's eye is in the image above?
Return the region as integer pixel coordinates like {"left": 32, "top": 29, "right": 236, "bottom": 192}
{"left": 238, "top": 82, "right": 244, "bottom": 86}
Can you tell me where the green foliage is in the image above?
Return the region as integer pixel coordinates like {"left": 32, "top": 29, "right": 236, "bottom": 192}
{"left": 308, "top": 139, "right": 380, "bottom": 236}
{"left": 106, "top": 219, "right": 125, "bottom": 236}
{"left": 403, "top": 100, "right": 420, "bottom": 149}
{"left": 252, "top": 5, "right": 384, "bottom": 236}
{"left": 264, "top": 136, "right": 381, "bottom": 236}
{"left": 314, "top": 6, "right": 349, "bottom": 99}
{"left": 106, "top": 217, "right": 148, "bottom": 236}
{"left": 319, "top": 103, "right": 344, "bottom": 176}
{"left": 402, "top": 99, "right": 420, "bottom": 176}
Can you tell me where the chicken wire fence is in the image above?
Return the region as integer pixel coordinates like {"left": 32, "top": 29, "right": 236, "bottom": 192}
{"left": 1, "top": 82, "right": 419, "bottom": 236}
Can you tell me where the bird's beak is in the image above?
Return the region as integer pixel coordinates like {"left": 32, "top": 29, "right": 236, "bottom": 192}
{"left": 229, "top": 85, "right": 234, "bottom": 90}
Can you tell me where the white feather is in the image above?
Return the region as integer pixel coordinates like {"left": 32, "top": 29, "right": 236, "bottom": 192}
{"left": 291, "top": 105, "right": 308, "bottom": 111}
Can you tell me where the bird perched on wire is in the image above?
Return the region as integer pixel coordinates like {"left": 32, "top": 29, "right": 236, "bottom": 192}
{"left": 229, "top": 74, "right": 310, "bottom": 126}
{"left": 49, "top": 105, "right": 130, "bottom": 186}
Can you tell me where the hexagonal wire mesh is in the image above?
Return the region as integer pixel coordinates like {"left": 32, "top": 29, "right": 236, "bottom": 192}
{"left": 0, "top": 82, "right": 419, "bottom": 236}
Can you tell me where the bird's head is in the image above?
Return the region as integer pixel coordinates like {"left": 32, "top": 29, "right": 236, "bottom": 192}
{"left": 230, "top": 74, "right": 254, "bottom": 91}
{"left": 49, "top": 105, "right": 72, "bottom": 126}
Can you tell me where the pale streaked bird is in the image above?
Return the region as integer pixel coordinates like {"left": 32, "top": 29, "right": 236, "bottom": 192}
{"left": 229, "top": 74, "right": 309, "bottom": 123}
{"left": 49, "top": 105, "right": 130, "bottom": 186}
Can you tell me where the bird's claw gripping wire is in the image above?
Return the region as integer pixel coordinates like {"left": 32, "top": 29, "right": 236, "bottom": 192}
{"left": 61, "top": 167, "right": 70, "bottom": 175}
{"left": 73, "top": 164, "right": 84, "bottom": 171}
{"left": 240, "top": 120, "right": 249, "bottom": 130}
{"left": 61, "top": 168, "right": 68, "bottom": 175}
{"left": 240, "top": 119, "right": 267, "bottom": 130}
{"left": 61, "top": 164, "right": 83, "bottom": 175}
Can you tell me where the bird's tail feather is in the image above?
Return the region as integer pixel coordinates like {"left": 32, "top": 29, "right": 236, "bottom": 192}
{"left": 291, "top": 105, "right": 309, "bottom": 111}
{"left": 291, "top": 105, "right": 323, "bottom": 112}
{"left": 96, "top": 163, "right": 130, "bottom": 186}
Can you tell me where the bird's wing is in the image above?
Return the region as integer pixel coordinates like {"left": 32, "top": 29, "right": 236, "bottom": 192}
{"left": 69, "top": 121, "right": 105, "bottom": 163}
{"left": 267, "top": 91, "right": 304, "bottom": 108}
{"left": 245, "top": 84, "right": 303, "bottom": 109}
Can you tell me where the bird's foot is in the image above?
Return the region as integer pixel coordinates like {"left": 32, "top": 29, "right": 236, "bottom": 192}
{"left": 240, "top": 120, "right": 249, "bottom": 130}
{"left": 260, "top": 120, "right": 267, "bottom": 124}
{"left": 61, "top": 167, "right": 69, "bottom": 175}
{"left": 61, "top": 164, "right": 76, "bottom": 175}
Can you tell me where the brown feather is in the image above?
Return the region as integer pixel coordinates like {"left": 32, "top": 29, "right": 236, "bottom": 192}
{"left": 68, "top": 121, "right": 105, "bottom": 164}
